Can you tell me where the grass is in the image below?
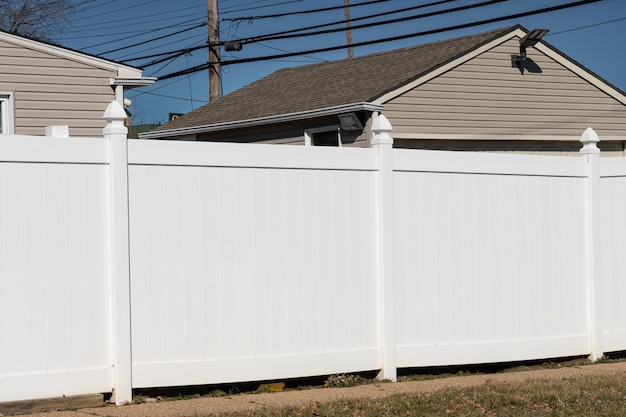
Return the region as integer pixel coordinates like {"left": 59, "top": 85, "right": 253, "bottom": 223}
{"left": 213, "top": 372, "right": 626, "bottom": 417}
{"left": 129, "top": 357, "right": 626, "bottom": 416}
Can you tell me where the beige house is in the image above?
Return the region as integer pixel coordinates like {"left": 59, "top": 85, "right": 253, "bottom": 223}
{"left": 0, "top": 29, "right": 153, "bottom": 136}
{"left": 141, "top": 25, "right": 626, "bottom": 155}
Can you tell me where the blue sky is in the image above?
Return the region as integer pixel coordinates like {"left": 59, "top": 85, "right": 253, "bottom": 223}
{"left": 59, "top": 0, "right": 626, "bottom": 125}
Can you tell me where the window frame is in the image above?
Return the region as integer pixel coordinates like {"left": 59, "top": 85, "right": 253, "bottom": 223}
{"left": 0, "top": 92, "right": 15, "bottom": 135}
{"left": 304, "top": 125, "right": 342, "bottom": 147}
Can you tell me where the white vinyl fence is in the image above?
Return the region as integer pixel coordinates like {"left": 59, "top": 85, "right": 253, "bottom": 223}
{"left": 1, "top": 102, "right": 625, "bottom": 405}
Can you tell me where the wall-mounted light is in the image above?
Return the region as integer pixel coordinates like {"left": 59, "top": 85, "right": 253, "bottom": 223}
{"left": 511, "top": 28, "right": 549, "bottom": 68}
{"left": 338, "top": 112, "right": 363, "bottom": 132}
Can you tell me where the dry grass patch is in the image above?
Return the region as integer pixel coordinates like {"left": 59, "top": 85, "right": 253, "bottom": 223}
{"left": 222, "top": 372, "right": 626, "bottom": 417}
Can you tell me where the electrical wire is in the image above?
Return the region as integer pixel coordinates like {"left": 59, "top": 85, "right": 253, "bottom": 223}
{"left": 126, "top": 0, "right": 481, "bottom": 67}
{"left": 221, "top": 0, "right": 305, "bottom": 15}
{"left": 221, "top": 0, "right": 391, "bottom": 21}
{"left": 228, "top": 0, "right": 458, "bottom": 44}
{"left": 157, "top": 0, "right": 601, "bottom": 81}
{"left": 548, "top": 15, "right": 626, "bottom": 36}
{"left": 114, "top": 33, "right": 206, "bottom": 61}
{"left": 97, "top": 22, "right": 207, "bottom": 55}
{"left": 241, "top": 0, "right": 506, "bottom": 45}
{"left": 70, "top": 4, "right": 204, "bottom": 31}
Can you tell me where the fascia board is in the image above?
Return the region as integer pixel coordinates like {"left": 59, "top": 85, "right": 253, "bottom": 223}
{"left": 534, "top": 42, "right": 626, "bottom": 106}
{"left": 139, "top": 102, "right": 384, "bottom": 139}
{"left": 111, "top": 77, "right": 157, "bottom": 87}
{"left": 373, "top": 28, "right": 526, "bottom": 105}
{"left": 0, "top": 31, "right": 143, "bottom": 78}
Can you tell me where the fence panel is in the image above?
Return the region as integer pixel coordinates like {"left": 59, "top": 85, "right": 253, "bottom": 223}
{"left": 600, "top": 159, "right": 626, "bottom": 352}
{"left": 127, "top": 141, "right": 381, "bottom": 388}
{"left": 3, "top": 123, "right": 626, "bottom": 403}
{"left": 393, "top": 150, "right": 590, "bottom": 367}
{"left": 0, "top": 137, "right": 112, "bottom": 402}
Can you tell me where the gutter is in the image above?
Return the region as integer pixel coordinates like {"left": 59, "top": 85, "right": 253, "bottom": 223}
{"left": 139, "top": 102, "right": 383, "bottom": 139}
{"left": 112, "top": 77, "right": 157, "bottom": 88}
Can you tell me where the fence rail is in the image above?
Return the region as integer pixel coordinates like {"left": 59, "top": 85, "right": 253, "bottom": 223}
{"left": 1, "top": 102, "right": 625, "bottom": 404}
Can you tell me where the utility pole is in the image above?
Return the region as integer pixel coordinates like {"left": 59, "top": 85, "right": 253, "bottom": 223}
{"left": 208, "top": 0, "right": 221, "bottom": 101}
{"left": 343, "top": 0, "right": 354, "bottom": 59}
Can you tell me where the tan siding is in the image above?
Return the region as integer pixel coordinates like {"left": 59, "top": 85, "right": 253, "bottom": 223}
{"left": 0, "top": 38, "right": 117, "bottom": 136}
{"left": 16, "top": 100, "right": 109, "bottom": 111}
{"left": 393, "top": 139, "right": 625, "bottom": 156}
{"left": 0, "top": 64, "right": 114, "bottom": 78}
{"left": 1, "top": 73, "right": 112, "bottom": 85}
{"left": 383, "top": 37, "right": 626, "bottom": 141}
{"left": 18, "top": 91, "right": 114, "bottom": 103}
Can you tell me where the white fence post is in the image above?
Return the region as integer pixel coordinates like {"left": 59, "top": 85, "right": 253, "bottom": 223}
{"left": 104, "top": 100, "right": 133, "bottom": 404}
{"left": 371, "top": 113, "right": 397, "bottom": 381}
{"left": 580, "top": 127, "right": 604, "bottom": 361}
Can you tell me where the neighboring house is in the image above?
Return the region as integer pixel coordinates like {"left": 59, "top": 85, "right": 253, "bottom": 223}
{"left": 141, "top": 25, "right": 626, "bottom": 155}
{"left": 0, "top": 29, "right": 154, "bottom": 136}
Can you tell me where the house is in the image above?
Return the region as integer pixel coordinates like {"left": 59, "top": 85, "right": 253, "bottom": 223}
{"left": 0, "top": 29, "right": 154, "bottom": 136}
{"left": 140, "top": 25, "right": 626, "bottom": 155}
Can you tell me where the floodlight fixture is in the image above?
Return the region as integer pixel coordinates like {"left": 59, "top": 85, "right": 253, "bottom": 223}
{"left": 512, "top": 28, "right": 549, "bottom": 68}
{"left": 338, "top": 112, "right": 363, "bottom": 132}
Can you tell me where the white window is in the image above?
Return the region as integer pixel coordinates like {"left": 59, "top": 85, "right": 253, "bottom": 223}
{"left": 0, "top": 93, "right": 14, "bottom": 134}
{"left": 304, "top": 126, "right": 342, "bottom": 147}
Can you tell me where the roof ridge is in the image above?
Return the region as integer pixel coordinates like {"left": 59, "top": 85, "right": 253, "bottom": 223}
{"left": 274, "top": 25, "right": 521, "bottom": 75}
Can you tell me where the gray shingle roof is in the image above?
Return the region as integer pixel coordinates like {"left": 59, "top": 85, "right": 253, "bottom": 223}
{"left": 151, "top": 25, "right": 519, "bottom": 133}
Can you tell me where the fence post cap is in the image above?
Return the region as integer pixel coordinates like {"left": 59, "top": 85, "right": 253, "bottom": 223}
{"left": 103, "top": 100, "right": 128, "bottom": 136}
{"left": 372, "top": 114, "right": 392, "bottom": 133}
{"left": 103, "top": 100, "right": 126, "bottom": 121}
{"left": 580, "top": 127, "right": 600, "bottom": 155}
{"left": 371, "top": 113, "right": 393, "bottom": 146}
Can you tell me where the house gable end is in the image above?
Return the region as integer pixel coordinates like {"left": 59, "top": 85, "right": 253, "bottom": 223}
{"left": 381, "top": 32, "right": 626, "bottom": 140}
{"left": 374, "top": 27, "right": 524, "bottom": 105}
{"left": 0, "top": 30, "right": 142, "bottom": 78}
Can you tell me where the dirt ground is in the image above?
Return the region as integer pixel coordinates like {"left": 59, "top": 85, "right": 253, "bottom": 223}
{"left": 11, "top": 360, "right": 626, "bottom": 417}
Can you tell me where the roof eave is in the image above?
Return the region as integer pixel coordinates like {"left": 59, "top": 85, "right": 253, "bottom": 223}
{"left": 112, "top": 77, "right": 157, "bottom": 88}
{"left": 139, "top": 102, "right": 384, "bottom": 139}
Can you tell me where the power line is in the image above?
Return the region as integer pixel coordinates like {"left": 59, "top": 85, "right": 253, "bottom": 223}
{"left": 157, "top": 0, "right": 601, "bottom": 81}
{"left": 78, "top": 18, "right": 203, "bottom": 50}
{"left": 125, "top": 0, "right": 475, "bottom": 67}
{"left": 98, "top": 22, "right": 207, "bottom": 55}
{"left": 241, "top": 0, "right": 505, "bottom": 45}
{"left": 548, "top": 15, "right": 626, "bottom": 36}
{"left": 114, "top": 33, "right": 204, "bottom": 62}
{"left": 119, "top": 21, "right": 239, "bottom": 63}
{"left": 69, "top": 4, "right": 204, "bottom": 31}
{"left": 75, "top": 0, "right": 162, "bottom": 22}
{"left": 221, "top": 0, "right": 391, "bottom": 21}
{"left": 231, "top": 0, "right": 458, "bottom": 44}
{"left": 221, "top": 0, "right": 305, "bottom": 15}
{"left": 128, "top": 89, "right": 209, "bottom": 103}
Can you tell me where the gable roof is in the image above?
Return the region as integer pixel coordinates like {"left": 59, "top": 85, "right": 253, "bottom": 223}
{"left": 145, "top": 25, "right": 519, "bottom": 138}
{"left": 0, "top": 29, "right": 148, "bottom": 80}
{"left": 145, "top": 24, "right": 626, "bottom": 139}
